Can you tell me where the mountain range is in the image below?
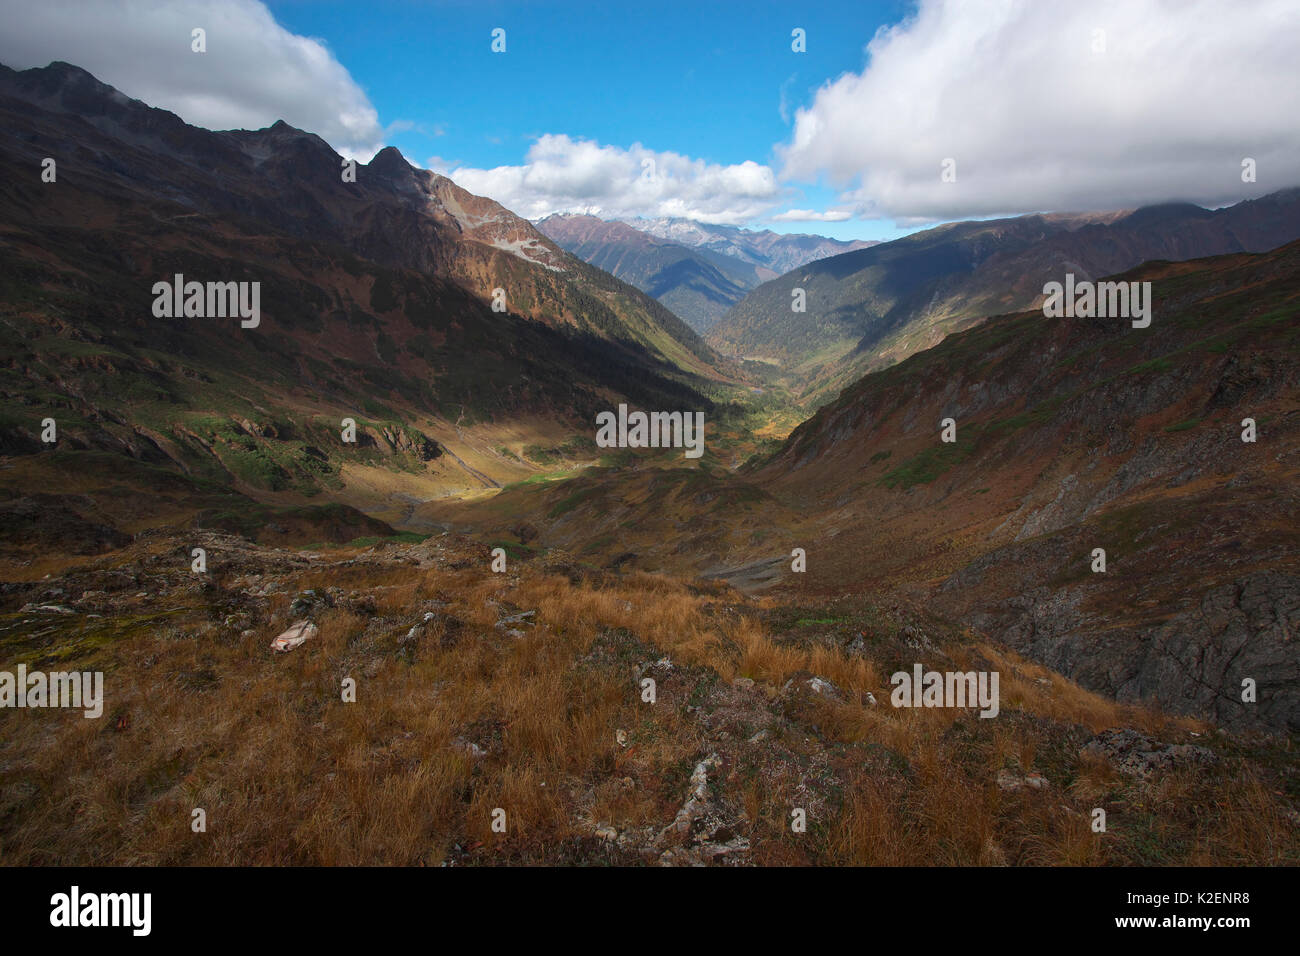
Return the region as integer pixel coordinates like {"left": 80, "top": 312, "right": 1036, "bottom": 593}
{"left": 0, "top": 60, "right": 753, "bottom": 549}
{"left": 537, "top": 212, "right": 875, "bottom": 333}
{"left": 4, "top": 60, "right": 1298, "bottom": 734}
{"left": 442, "top": 239, "right": 1300, "bottom": 733}
{"left": 624, "top": 217, "right": 878, "bottom": 276}
{"left": 0, "top": 58, "right": 1296, "bottom": 867}
{"left": 710, "top": 192, "right": 1300, "bottom": 403}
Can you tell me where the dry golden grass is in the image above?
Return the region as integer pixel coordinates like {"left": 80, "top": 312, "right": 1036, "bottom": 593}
{"left": 0, "top": 543, "right": 1294, "bottom": 866}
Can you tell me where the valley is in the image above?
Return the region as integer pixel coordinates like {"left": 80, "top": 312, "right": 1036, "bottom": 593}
{"left": 0, "top": 60, "right": 1295, "bottom": 868}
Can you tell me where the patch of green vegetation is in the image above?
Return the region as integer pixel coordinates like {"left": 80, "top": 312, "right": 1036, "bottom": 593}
{"left": 346, "top": 531, "right": 429, "bottom": 548}
{"left": 596, "top": 448, "right": 643, "bottom": 468}
{"left": 219, "top": 442, "right": 292, "bottom": 490}
{"left": 548, "top": 485, "right": 603, "bottom": 519}
{"left": 1248, "top": 303, "right": 1298, "bottom": 329}
{"left": 581, "top": 534, "right": 616, "bottom": 554}
{"left": 726, "top": 482, "right": 767, "bottom": 506}
{"left": 489, "top": 539, "right": 539, "bottom": 560}
{"left": 880, "top": 432, "right": 978, "bottom": 490}
{"left": 796, "top": 617, "right": 841, "bottom": 626}
{"left": 1126, "top": 356, "right": 1173, "bottom": 376}
{"left": 31, "top": 337, "right": 130, "bottom": 360}
{"left": 985, "top": 396, "right": 1066, "bottom": 437}
{"left": 525, "top": 434, "right": 600, "bottom": 466}
{"left": 0, "top": 607, "right": 191, "bottom": 669}
{"left": 1046, "top": 498, "right": 1200, "bottom": 588}
{"left": 1053, "top": 344, "right": 1104, "bottom": 370}
{"left": 501, "top": 467, "right": 582, "bottom": 491}
{"left": 1163, "top": 417, "right": 1204, "bottom": 432}
{"left": 362, "top": 398, "right": 398, "bottom": 420}
{"left": 869, "top": 450, "right": 892, "bottom": 464}
{"left": 1198, "top": 338, "right": 1233, "bottom": 354}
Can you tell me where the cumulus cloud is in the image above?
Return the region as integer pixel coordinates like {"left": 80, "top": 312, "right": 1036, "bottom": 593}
{"left": 779, "top": 0, "right": 1300, "bottom": 221}
{"left": 0, "top": 0, "right": 386, "bottom": 158}
{"left": 449, "top": 134, "right": 783, "bottom": 225}
{"left": 769, "top": 208, "right": 852, "bottom": 222}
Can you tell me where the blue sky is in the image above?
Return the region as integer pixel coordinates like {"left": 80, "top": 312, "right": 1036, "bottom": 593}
{"left": 265, "top": 0, "right": 914, "bottom": 241}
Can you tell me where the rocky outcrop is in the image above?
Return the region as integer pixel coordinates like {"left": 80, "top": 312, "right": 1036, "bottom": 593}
{"left": 948, "top": 570, "right": 1299, "bottom": 734}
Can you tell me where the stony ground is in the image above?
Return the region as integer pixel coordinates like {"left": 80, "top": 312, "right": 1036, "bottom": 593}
{"left": 0, "top": 531, "right": 1295, "bottom": 865}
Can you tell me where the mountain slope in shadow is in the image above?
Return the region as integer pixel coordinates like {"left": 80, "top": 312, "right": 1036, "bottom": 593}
{"left": 0, "top": 61, "right": 747, "bottom": 543}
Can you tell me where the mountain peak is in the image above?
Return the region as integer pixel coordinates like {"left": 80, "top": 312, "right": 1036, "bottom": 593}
{"left": 4, "top": 59, "right": 126, "bottom": 102}
{"left": 41, "top": 60, "right": 95, "bottom": 78}
{"left": 365, "top": 145, "right": 418, "bottom": 185}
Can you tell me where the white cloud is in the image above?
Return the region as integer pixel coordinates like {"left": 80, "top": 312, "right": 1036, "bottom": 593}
{"left": 770, "top": 208, "right": 852, "bottom": 222}
{"left": 0, "top": 0, "right": 386, "bottom": 158}
{"left": 779, "top": 0, "right": 1300, "bottom": 221}
{"left": 449, "top": 134, "right": 783, "bottom": 225}
{"left": 424, "top": 156, "right": 460, "bottom": 175}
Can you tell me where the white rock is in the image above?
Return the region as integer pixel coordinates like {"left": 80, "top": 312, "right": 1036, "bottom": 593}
{"left": 271, "top": 620, "right": 318, "bottom": 652}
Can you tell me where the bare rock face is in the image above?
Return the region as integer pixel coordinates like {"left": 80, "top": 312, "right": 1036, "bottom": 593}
{"left": 1135, "top": 571, "right": 1300, "bottom": 733}
{"left": 958, "top": 571, "right": 1299, "bottom": 734}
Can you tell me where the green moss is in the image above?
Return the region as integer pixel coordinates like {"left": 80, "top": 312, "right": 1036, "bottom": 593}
{"left": 0, "top": 607, "right": 191, "bottom": 669}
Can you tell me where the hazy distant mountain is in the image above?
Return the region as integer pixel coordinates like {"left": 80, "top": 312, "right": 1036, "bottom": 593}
{"left": 536, "top": 213, "right": 877, "bottom": 331}
{"left": 711, "top": 191, "right": 1300, "bottom": 400}
{"left": 534, "top": 213, "right": 758, "bottom": 331}
{"left": 623, "top": 217, "right": 878, "bottom": 277}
